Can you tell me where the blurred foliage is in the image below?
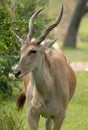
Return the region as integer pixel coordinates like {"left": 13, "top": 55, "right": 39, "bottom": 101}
{"left": 0, "top": 0, "right": 48, "bottom": 99}
{"left": 0, "top": 102, "right": 25, "bottom": 130}
{"left": 13, "top": 0, "right": 49, "bottom": 38}
{"left": 0, "top": 4, "right": 18, "bottom": 98}
{"left": 79, "top": 17, "right": 88, "bottom": 42}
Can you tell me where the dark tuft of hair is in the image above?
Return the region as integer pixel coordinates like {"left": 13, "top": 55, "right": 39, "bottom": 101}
{"left": 16, "top": 91, "right": 26, "bottom": 111}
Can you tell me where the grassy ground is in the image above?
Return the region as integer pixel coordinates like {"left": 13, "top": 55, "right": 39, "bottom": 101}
{"left": 61, "top": 71, "right": 88, "bottom": 130}
{"left": 0, "top": 71, "right": 88, "bottom": 130}
{"left": 61, "top": 42, "right": 88, "bottom": 62}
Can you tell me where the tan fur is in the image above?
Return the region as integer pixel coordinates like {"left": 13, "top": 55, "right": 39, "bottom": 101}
{"left": 23, "top": 74, "right": 30, "bottom": 91}
{"left": 15, "top": 42, "right": 76, "bottom": 130}
{"left": 14, "top": 6, "right": 76, "bottom": 130}
{"left": 44, "top": 49, "right": 76, "bottom": 101}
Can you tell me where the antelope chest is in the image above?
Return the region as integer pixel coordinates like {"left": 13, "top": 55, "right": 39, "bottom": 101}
{"left": 28, "top": 87, "right": 59, "bottom": 118}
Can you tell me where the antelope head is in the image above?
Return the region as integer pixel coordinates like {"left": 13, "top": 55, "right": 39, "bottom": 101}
{"left": 14, "top": 5, "right": 63, "bottom": 78}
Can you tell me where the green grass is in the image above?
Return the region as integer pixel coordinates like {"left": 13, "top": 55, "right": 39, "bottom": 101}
{"left": 62, "top": 71, "right": 88, "bottom": 130}
{"left": 0, "top": 72, "right": 88, "bottom": 130}
{"left": 61, "top": 42, "right": 88, "bottom": 62}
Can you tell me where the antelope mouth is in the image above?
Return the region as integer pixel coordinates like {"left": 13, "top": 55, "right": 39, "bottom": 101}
{"left": 14, "top": 70, "right": 29, "bottom": 79}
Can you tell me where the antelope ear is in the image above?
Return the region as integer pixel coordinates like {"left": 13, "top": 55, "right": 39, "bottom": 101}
{"left": 12, "top": 32, "right": 24, "bottom": 46}
{"left": 41, "top": 39, "right": 57, "bottom": 50}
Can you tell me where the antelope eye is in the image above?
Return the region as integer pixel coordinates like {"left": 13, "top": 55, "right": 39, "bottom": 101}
{"left": 29, "top": 49, "right": 37, "bottom": 54}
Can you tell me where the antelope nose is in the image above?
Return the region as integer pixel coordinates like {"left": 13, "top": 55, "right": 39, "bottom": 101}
{"left": 13, "top": 70, "right": 21, "bottom": 78}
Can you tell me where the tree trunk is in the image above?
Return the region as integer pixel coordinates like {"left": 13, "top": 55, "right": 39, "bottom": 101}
{"left": 63, "top": 0, "right": 88, "bottom": 47}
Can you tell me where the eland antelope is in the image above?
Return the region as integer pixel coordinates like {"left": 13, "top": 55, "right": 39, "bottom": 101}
{"left": 14, "top": 5, "right": 76, "bottom": 130}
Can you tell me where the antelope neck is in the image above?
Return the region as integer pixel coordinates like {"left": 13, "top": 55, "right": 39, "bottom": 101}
{"left": 31, "top": 53, "right": 48, "bottom": 96}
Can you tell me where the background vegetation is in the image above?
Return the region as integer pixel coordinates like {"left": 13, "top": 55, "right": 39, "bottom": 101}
{"left": 0, "top": 70, "right": 88, "bottom": 130}
{"left": 0, "top": 0, "right": 88, "bottom": 130}
{"left": 0, "top": 0, "right": 48, "bottom": 99}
